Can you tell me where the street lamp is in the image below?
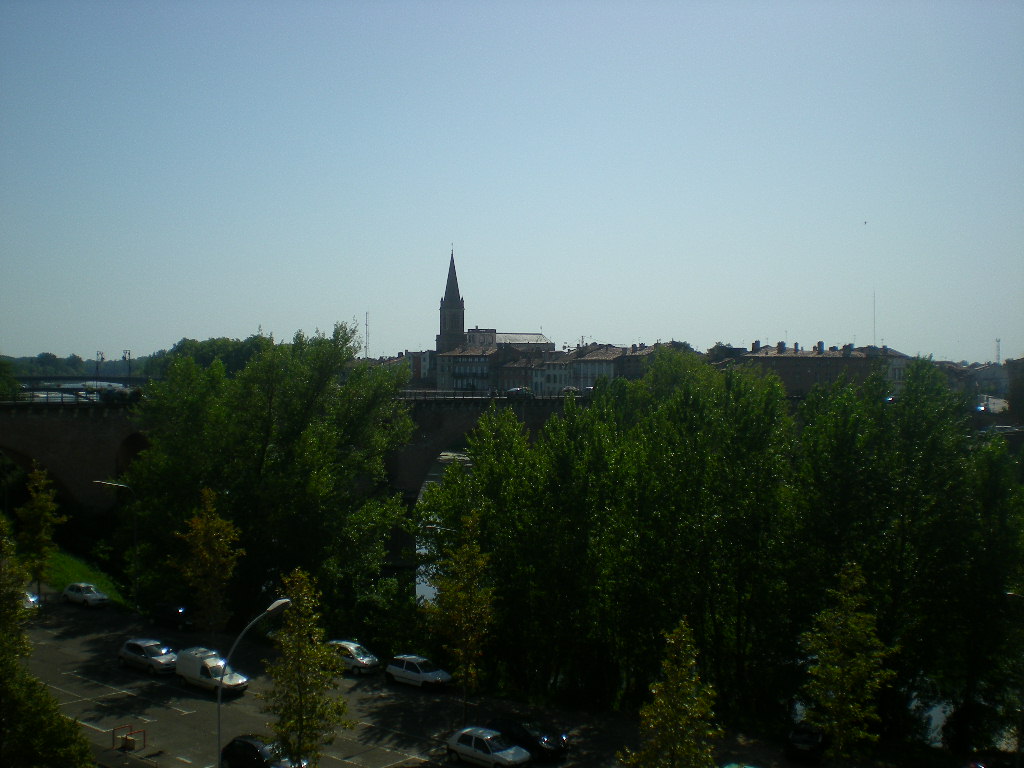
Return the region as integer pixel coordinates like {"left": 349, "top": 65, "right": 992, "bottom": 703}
{"left": 216, "top": 598, "right": 291, "bottom": 765}
{"left": 92, "top": 480, "right": 138, "bottom": 610}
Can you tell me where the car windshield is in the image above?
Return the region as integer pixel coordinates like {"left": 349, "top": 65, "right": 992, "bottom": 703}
{"left": 417, "top": 659, "right": 438, "bottom": 672}
{"left": 486, "top": 736, "right": 512, "bottom": 751}
{"left": 82, "top": 586, "right": 98, "bottom": 594}
{"left": 351, "top": 645, "right": 371, "bottom": 659}
{"left": 207, "top": 661, "right": 234, "bottom": 677}
{"left": 145, "top": 645, "right": 173, "bottom": 657}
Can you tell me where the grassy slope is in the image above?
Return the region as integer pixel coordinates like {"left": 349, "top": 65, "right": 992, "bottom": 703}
{"left": 44, "top": 550, "right": 124, "bottom": 604}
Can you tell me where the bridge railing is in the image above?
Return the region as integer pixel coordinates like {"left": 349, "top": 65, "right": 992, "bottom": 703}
{"left": 398, "top": 389, "right": 566, "bottom": 401}
{"left": 0, "top": 388, "right": 141, "bottom": 406}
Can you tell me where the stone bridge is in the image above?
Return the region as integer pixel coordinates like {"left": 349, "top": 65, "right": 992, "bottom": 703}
{"left": 0, "top": 396, "right": 568, "bottom": 509}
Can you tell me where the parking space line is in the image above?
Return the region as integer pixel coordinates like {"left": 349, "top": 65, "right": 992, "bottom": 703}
{"left": 61, "top": 670, "right": 196, "bottom": 715}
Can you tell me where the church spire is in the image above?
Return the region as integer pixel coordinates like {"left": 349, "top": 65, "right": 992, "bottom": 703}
{"left": 437, "top": 248, "right": 466, "bottom": 354}
{"left": 443, "top": 248, "right": 461, "bottom": 304}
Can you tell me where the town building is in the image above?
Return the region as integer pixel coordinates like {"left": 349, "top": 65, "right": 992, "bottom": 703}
{"left": 723, "top": 340, "right": 910, "bottom": 398}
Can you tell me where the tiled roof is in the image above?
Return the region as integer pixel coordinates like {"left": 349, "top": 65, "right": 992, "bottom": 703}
{"left": 496, "top": 332, "right": 551, "bottom": 345}
{"left": 438, "top": 346, "right": 498, "bottom": 357}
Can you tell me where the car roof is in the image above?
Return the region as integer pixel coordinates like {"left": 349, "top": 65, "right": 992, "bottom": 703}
{"left": 458, "top": 726, "right": 501, "bottom": 738}
{"left": 180, "top": 646, "right": 218, "bottom": 658}
{"left": 393, "top": 653, "right": 428, "bottom": 662}
{"left": 125, "top": 637, "right": 164, "bottom": 646}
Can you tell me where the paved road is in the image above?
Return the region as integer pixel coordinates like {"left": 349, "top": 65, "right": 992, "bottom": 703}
{"left": 26, "top": 599, "right": 630, "bottom": 768}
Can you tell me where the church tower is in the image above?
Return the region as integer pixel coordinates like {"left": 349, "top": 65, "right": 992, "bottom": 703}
{"left": 436, "top": 249, "right": 465, "bottom": 354}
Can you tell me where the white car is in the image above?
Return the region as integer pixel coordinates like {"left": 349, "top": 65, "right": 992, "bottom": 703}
{"left": 61, "top": 582, "right": 110, "bottom": 607}
{"left": 328, "top": 640, "right": 380, "bottom": 674}
{"left": 384, "top": 654, "right": 452, "bottom": 687}
{"left": 176, "top": 647, "right": 248, "bottom": 693}
{"left": 447, "top": 726, "right": 531, "bottom": 767}
{"left": 118, "top": 638, "right": 177, "bottom": 675}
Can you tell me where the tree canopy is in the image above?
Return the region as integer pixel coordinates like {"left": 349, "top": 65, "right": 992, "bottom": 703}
{"left": 123, "top": 323, "right": 414, "bottom": 630}
{"left": 418, "top": 350, "right": 1024, "bottom": 754}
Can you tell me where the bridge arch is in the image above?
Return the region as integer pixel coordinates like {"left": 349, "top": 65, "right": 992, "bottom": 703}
{"left": 387, "top": 397, "right": 565, "bottom": 506}
{"left": 1, "top": 396, "right": 567, "bottom": 512}
{"left": 0, "top": 403, "right": 146, "bottom": 509}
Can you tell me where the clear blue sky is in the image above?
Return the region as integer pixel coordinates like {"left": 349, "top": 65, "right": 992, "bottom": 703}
{"left": 2, "top": 1, "right": 1022, "bottom": 364}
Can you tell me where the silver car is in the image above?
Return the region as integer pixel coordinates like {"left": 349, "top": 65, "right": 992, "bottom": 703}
{"left": 446, "top": 727, "right": 531, "bottom": 767}
{"left": 328, "top": 640, "right": 380, "bottom": 674}
{"left": 61, "top": 582, "right": 110, "bottom": 607}
{"left": 118, "top": 638, "right": 177, "bottom": 675}
{"left": 385, "top": 654, "right": 452, "bottom": 687}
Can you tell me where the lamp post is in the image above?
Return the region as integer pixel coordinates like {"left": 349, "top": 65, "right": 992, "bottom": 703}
{"left": 122, "top": 349, "right": 132, "bottom": 389}
{"left": 92, "top": 480, "right": 137, "bottom": 610}
{"left": 216, "top": 598, "right": 291, "bottom": 765}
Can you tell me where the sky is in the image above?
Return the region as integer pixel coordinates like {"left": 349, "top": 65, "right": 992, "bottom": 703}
{"left": 2, "top": 1, "right": 1022, "bottom": 365}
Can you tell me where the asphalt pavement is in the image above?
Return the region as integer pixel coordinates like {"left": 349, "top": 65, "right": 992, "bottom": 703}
{"left": 25, "top": 595, "right": 638, "bottom": 768}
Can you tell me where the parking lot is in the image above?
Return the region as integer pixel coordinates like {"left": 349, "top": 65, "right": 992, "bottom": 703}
{"left": 26, "top": 598, "right": 636, "bottom": 768}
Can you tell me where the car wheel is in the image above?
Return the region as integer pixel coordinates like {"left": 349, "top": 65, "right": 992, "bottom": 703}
{"left": 385, "top": 671, "right": 395, "bottom": 683}
{"left": 446, "top": 747, "right": 459, "bottom": 763}
{"left": 61, "top": 594, "right": 70, "bottom": 603}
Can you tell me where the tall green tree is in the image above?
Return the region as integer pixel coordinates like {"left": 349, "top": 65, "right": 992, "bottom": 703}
{"left": 794, "top": 359, "right": 1024, "bottom": 744}
{"left": 13, "top": 463, "right": 66, "bottom": 601}
{"left": 419, "top": 349, "right": 797, "bottom": 713}
{"left": 124, "top": 323, "right": 413, "bottom": 623}
{"left": 0, "top": 358, "right": 18, "bottom": 396}
{"left": 618, "top": 617, "right": 722, "bottom": 768}
{"left": 175, "top": 488, "right": 244, "bottom": 635}
{"left": 799, "top": 562, "right": 895, "bottom": 761}
{"left": 261, "top": 569, "right": 348, "bottom": 767}
{"left": 0, "top": 518, "right": 92, "bottom": 768}
{"left": 423, "top": 509, "right": 494, "bottom": 717}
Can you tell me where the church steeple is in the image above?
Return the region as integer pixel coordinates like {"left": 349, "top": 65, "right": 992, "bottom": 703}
{"left": 436, "top": 249, "right": 466, "bottom": 354}
{"left": 443, "top": 249, "right": 461, "bottom": 305}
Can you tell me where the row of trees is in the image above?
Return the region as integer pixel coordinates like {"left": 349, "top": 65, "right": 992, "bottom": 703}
{"left": 12, "top": 323, "right": 1020, "bottom": 763}
{"left": 417, "top": 351, "right": 1024, "bottom": 759}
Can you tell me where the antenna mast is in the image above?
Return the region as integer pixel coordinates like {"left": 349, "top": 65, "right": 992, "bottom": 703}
{"left": 365, "top": 311, "right": 369, "bottom": 359}
{"left": 996, "top": 338, "right": 1001, "bottom": 365}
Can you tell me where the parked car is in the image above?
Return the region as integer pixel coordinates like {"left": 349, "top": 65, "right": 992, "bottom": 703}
{"left": 61, "top": 582, "right": 110, "bottom": 607}
{"left": 118, "top": 638, "right": 177, "bottom": 675}
{"left": 327, "top": 640, "right": 379, "bottom": 675}
{"left": 176, "top": 646, "right": 248, "bottom": 693}
{"left": 23, "top": 591, "right": 40, "bottom": 610}
{"left": 384, "top": 654, "right": 452, "bottom": 687}
{"left": 784, "top": 722, "right": 827, "bottom": 762}
{"left": 447, "top": 726, "right": 531, "bottom": 767}
{"left": 487, "top": 717, "right": 569, "bottom": 761}
{"left": 505, "top": 387, "right": 535, "bottom": 400}
{"left": 220, "top": 735, "right": 308, "bottom": 768}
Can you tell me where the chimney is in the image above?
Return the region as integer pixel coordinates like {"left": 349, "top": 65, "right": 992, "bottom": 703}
{"left": 817, "top": 340, "right": 825, "bottom": 354}
{"left": 752, "top": 340, "right": 761, "bottom": 353}
{"left": 793, "top": 342, "right": 800, "bottom": 353}
{"left": 777, "top": 341, "right": 786, "bottom": 353}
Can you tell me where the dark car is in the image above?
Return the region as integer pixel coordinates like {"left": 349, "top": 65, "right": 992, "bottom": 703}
{"left": 505, "top": 387, "right": 535, "bottom": 400}
{"left": 220, "top": 735, "right": 307, "bottom": 768}
{"left": 487, "top": 717, "right": 569, "bottom": 761}
{"left": 784, "top": 723, "right": 827, "bottom": 762}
